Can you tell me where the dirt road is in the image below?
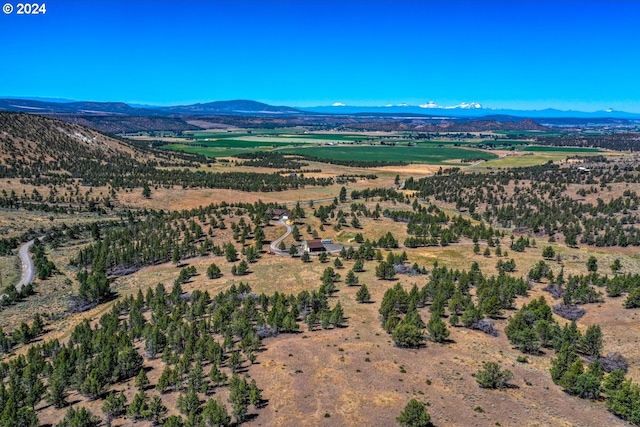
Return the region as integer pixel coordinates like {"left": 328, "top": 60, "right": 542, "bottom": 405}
{"left": 16, "top": 239, "right": 36, "bottom": 292}
{"left": 269, "top": 219, "right": 293, "bottom": 255}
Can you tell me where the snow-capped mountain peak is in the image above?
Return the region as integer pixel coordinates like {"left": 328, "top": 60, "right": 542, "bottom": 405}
{"left": 418, "top": 101, "right": 441, "bottom": 109}
{"left": 418, "top": 101, "right": 483, "bottom": 109}
{"left": 454, "top": 102, "right": 483, "bottom": 109}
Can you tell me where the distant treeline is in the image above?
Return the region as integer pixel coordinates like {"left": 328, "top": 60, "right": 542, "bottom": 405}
{"left": 234, "top": 152, "right": 309, "bottom": 169}
{"left": 536, "top": 134, "right": 640, "bottom": 152}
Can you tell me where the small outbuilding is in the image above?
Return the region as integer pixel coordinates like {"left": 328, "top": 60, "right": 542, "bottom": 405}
{"left": 268, "top": 208, "right": 290, "bottom": 220}
{"left": 303, "top": 239, "right": 326, "bottom": 252}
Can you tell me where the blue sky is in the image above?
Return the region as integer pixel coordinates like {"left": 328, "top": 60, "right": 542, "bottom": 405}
{"left": 1, "top": 0, "right": 639, "bottom": 111}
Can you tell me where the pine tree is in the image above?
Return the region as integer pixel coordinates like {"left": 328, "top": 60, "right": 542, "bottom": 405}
{"left": 209, "top": 364, "right": 228, "bottom": 388}
{"left": 356, "top": 284, "right": 371, "bottom": 303}
{"left": 339, "top": 186, "right": 347, "bottom": 202}
{"left": 202, "top": 398, "right": 231, "bottom": 427}
{"left": 127, "top": 390, "right": 150, "bottom": 420}
{"left": 542, "top": 246, "right": 556, "bottom": 259}
{"left": 206, "top": 263, "right": 221, "bottom": 279}
{"left": 102, "top": 391, "right": 126, "bottom": 426}
{"left": 345, "top": 270, "right": 359, "bottom": 286}
{"left": 475, "top": 362, "right": 513, "bottom": 389}
{"left": 177, "top": 388, "right": 200, "bottom": 416}
{"left": 135, "top": 368, "right": 150, "bottom": 391}
{"left": 331, "top": 302, "right": 344, "bottom": 327}
{"left": 396, "top": 399, "right": 433, "bottom": 427}
{"left": 148, "top": 395, "right": 167, "bottom": 425}
{"left": 228, "top": 374, "right": 250, "bottom": 424}
{"left": 426, "top": 311, "right": 450, "bottom": 343}
{"left": 289, "top": 245, "right": 298, "bottom": 257}
{"left": 47, "top": 373, "right": 67, "bottom": 409}
{"left": 142, "top": 183, "right": 151, "bottom": 199}
{"left": 550, "top": 344, "right": 579, "bottom": 383}
{"left": 58, "top": 407, "right": 99, "bottom": 427}
{"left": 610, "top": 258, "right": 622, "bottom": 274}
{"left": 581, "top": 324, "right": 603, "bottom": 358}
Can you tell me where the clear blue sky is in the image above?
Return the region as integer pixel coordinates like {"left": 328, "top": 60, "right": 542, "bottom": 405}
{"left": 1, "top": 0, "right": 639, "bottom": 111}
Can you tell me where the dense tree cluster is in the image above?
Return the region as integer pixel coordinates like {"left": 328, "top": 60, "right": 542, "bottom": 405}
{"left": 0, "top": 272, "right": 348, "bottom": 425}
{"left": 404, "top": 162, "right": 640, "bottom": 247}
{"left": 380, "top": 283, "right": 427, "bottom": 348}
{"left": 351, "top": 187, "right": 408, "bottom": 203}
{"left": 536, "top": 133, "right": 640, "bottom": 152}
{"left": 531, "top": 258, "right": 640, "bottom": 310}
{"left": 377, "top": 262, "right": 521, "bottom": 345}
{"left": 30, "top": 239, "right": 57, "bottom": 280}
{"left": 74, "top": 201, "right": 281, "bottom": 275}
{"left": 234, "top": 152, "right": 309, "bottom": 169}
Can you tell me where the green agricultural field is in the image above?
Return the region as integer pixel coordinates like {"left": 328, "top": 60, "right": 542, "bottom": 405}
{"left": 184, "top": 139, "right": 294, "bottom": 148}
{"left": 280, "top": 133, "right": 375, "bottom": 141}
{"left": 184, "top": 128, "right": 298, "bottom": 139}
{"left": 478, "top": 150, "right": 606, "bottom": 169}
{"left": 281, "top": 145, "right": 498, "bottom": 164}
{"left": 523, "top": 145, "right": 602, "bottom": 152}
{"left": 414, "top": 140, "right": 472, "bottom": 146}
{"left": 160, "top": 144, "right": 250, "bottom": 158}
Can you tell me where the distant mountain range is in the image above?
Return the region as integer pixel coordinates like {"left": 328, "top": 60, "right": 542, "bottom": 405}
{"left": 0, "top": 98, "right": 301, "bottom": 116}
{"left": 1, "top": 97, "right": 639, "bottom": 120}
{"left": 299, "top": 103, "right": 640, "bottom": 120}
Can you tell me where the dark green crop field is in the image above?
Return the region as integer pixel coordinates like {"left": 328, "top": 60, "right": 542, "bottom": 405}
{"left": 281, "top": 145, "right": 498, "bottom": 164}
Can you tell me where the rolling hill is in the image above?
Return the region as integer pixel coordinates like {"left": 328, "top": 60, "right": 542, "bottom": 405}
{"left": 157, "top": 99, "right": 303, "bottom": 115}
{"left": 0, "top": 112, "right": 203, "bottom": 183}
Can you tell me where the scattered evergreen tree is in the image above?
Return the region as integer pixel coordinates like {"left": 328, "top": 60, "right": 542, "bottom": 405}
{"left": 396, "top": 399, "right": 433, "bottom": 427}
{"left": 542, "top": 246, "right": 556, "bottom": 259}
{"left": 581, "top": 324, "right": 604, "bottom": 358}
{"left": 102, "top": 391, "right": 126, "bottom": 426}
{"left": 206, "top": 262, "right": 222, "bottom": 279}
{"left": 375, "top": 261, "right": 396, "bottom": 280}
{"left": 202, "top": 398, "right": 231, "bottom": 427}
{"left": 57, "top": 407, "right": 100, "bottom": 427}
{"left": 356, "top": 284, "right": 371, "bottom": 303}
{"left": 475, "top": 362, "right": 513, "bottom": 389}
{"left": 426, "top": 311, "right": 450, "bottom": 343}
{"left": 142, "top": 183, "right": 151, "bottom": 199}
{"left": 610, "top": 258, "right": 622, "bottom": 274}
{"left": 345, "top": 270, "right": 359, "bottom": 286}
{"left": 135, "top": 368, "right": 150, "bottom": 391}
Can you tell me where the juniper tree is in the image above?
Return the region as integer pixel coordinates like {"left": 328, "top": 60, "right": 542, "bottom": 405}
{"left": 356, "top": 284, "right": 371, "bottom": 303}
{"left": 345, "top": 270, "right": 359, "bottom": 286}
{"left": 396, "top": 399, "right": 433, "bottom": 427}
{"left": 475, "top": 362, "right": 513, "bottom": 389}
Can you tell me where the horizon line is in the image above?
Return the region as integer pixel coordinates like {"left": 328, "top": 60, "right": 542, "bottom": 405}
{"left": 2, "top": 95, "right": 639, "bottom": 115}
